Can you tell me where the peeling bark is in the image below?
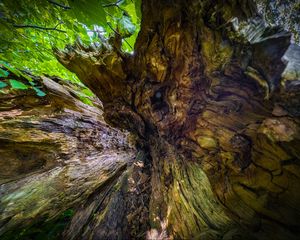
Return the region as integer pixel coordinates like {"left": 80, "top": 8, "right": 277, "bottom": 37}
{"left": 54, "top": 1, "right": 300, "bottom": 239}
{"left": 0, "top": 75, "right": 137, "bottom": 238}
{"left": 1, "top": 0, "right": 300, "bottom": 239}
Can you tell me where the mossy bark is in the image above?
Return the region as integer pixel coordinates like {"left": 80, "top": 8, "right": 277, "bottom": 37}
{"left": 0, "top": 75, "right": 137, "bottom": 239}
{"left": 55, "top": 0, "right": 300, "bottom": 239}
{"left": 1, "top": 0, "right": 300, "bottom": 239}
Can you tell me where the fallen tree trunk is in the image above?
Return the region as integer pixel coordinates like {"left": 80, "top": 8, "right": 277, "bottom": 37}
{"left": 1, "top": 0, "right": 300, "bottom": 239}
{"left": 0, "top": 74, "right": 139, "bottom": 239}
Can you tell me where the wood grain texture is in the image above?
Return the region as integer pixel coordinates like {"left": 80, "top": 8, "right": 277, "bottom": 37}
{"left": 0, "top": 75, "right": 136, "bottom": 237}
{"left": 2, "top": 0, "right": 300, "bottom": 239}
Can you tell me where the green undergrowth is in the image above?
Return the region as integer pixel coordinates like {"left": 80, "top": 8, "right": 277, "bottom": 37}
{"left": 0, "top": 61, "right": 46, "bottom": 97}
{"left": 0, "top": 62, "right": 95, "bottom": 106}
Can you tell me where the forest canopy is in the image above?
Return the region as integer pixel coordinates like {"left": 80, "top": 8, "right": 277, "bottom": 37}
{"left": 0, "top": 0, "right": 141, "bottom": 83}
{"left": 0, "top": 0, "right": 298, "bottom": 86}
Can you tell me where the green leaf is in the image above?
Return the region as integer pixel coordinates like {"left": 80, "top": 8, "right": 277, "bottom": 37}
{"left": 0, "top": 68, "right": 9, "bottom": 77}
{"left": 0, "top": 81, "right": 8, "bottom": 88}
{"left": 0, "top": 0, "right": 140, "bottom": 85}
{"left": 134, "top": 0, "right": 141, "bottom": 20}
{"left": 33, "top": 86, "right": 46, "bottom": 97}
{"left": 9, "top": 79, "right": 28, "bottom": 90}
{"left": 0, "top": 61, "right": 21, "bottom": 77}
{"left": 68, "top": 0, "right": 107, "bottom": 27}
{"left": 119, "top": 15, "right": 136, "bottom": 38}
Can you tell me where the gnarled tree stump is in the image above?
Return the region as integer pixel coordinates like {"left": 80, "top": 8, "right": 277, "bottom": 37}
{"left": 1, "top": 0, "right": 300, "bottom": 239}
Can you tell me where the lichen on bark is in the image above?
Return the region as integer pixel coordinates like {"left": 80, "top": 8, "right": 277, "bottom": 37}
{"left": 53, "top": 0, "right": 300, "bottom": 239}
{"left": 1, "top": 0, "right": 300, "bottom": 239}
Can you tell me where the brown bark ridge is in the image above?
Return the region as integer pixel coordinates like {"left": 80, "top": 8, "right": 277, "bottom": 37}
{"left": 0, "top": 73, "right": 141, "bottom": 239}
{"left": 1, "top": 0, "right": 300, "bottom": 239}
{"left": 55, "top": 0, "right": 300, "bottom": 239}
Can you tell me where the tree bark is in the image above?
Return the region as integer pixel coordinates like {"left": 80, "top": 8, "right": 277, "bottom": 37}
{"left": 0, "top": 75, "right": 137, "bottom": 239}
{"left": 1, "top": 0, "right": 300, "bottom": 239}
{"left": 55, "top": 0, "right": 300, "bottom": 239}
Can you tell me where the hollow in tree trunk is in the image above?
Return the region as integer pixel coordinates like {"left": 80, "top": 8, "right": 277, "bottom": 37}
{"left": 1, "top": 0, "right": 300, "bottom": 239}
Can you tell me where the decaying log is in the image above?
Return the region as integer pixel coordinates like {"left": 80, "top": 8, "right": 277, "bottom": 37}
{"left": 0, "top": 74, "right": 139, "bottom": 238}
{"left": 1, "top": 0, "right": 300, "bottom": 239}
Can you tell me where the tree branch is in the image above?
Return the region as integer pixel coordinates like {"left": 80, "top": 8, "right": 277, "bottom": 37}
{"left": 47, "top": 0, "right": 71, "bottom": 10}
{"left": 13, "top": 23, "right": 66, "bottom": 33}
{"left": 107, "top": 22, "right": 132, "bottom": 50}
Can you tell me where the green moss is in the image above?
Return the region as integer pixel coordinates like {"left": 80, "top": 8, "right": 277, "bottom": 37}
{"left": 1, "top": 209, "right": 74, "bottom": 240}
{"left": 197, "top": 136, "right": 217, "bottom": 149}
{"left": 201, "top": 28, "right": 233, "bottom": 74}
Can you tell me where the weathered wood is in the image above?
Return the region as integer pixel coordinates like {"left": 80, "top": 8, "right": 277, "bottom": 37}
{"left": 1, "top": 0, "right": 300, "bottom": 239}
{"left": 55, "top": 1, "right": 300, "bottom": 239}
{"left": 62, "top": 150, "right": 151, "bottom": 240}
{"left": 0, "top": 75, "right": 136, "bottom": 238}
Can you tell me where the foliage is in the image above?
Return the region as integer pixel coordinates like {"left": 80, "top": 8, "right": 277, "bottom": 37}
{"left": 0, "top": 0, "right": 141, "bottom": 83}
{"left": 1, "top": 0, "right": 297, "bottom": 88}
{"left": 9, "top": 79, "right": 29, "bottom": 90}
{"left": 0, "top": 61, "right": 47, "bottom": 96}
{"left": 0, "top": 62, "right": 98, "bottom": 104}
